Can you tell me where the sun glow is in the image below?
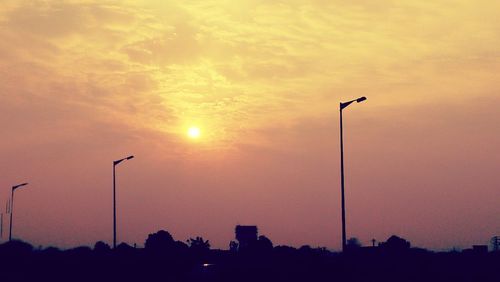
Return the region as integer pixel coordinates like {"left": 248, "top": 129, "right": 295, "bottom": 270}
{"left": 187, "top": 126, "right": 201, "bottom": 139}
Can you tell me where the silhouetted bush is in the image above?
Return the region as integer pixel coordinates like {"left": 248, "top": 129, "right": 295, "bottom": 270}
{"left": 0, "top": 240, "right": 34, "bottom": 256}
{"left": 93, "top": 241, "right": 111, "bottom": 253}
{"left": 346, "top": 237, "right": 362, "bottom": 250}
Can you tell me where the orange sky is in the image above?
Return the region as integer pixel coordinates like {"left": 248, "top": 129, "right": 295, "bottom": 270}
{"left": 0, "top": 0, "right": 499, "bottom": 250}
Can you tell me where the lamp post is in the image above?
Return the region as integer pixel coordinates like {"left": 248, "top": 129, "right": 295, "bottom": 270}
{"left": 340, "top": 96, "right": 366, "bottom": 252}
{"left": 9, "top": 182, "right": 28, "bottom": 241}
{"left": 113, "top": 155, "right": 134, "bottom": 248}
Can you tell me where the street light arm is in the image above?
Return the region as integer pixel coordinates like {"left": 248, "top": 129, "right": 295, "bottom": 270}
{"left": 340, "top": 96, "right": 367, "bottom": 110}
{"left": 12, "top": 183, "right": 29, "bottom": 190}
{"left": 114, "top": 155, "right": 134, "bottom": 166}
{"left": 340, "top": 100, "right": 355, "bottom": 110}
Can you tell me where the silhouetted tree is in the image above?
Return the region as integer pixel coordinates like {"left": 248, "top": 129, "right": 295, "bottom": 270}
{"left": 346, "top": 237, "right": 362, "bottom": 250}
{"left": 299, "top": 245, "right": 313, "bottom": 253}
{"left": 188, "top": 236, "right": 210, "bottom": 251}
{"left": 257, "top": 235, "right": 273, "bottom": 252}
{"left": 380, "top": 235, "right": 411, "bottom": 251}
{"left": 41, "top": 246, "right": 61, "bottom": 255}
{"left": 274, "top": 245, "right": 296, "bottom": 253}
{"left": 115, "top": 242, "right": 135, "bottom": 255}
{"left": 67, "top": 246, "right": 92, "bottom": 254}
{"left": 273, "top": 245, "right": 297, "bottom": 259}
{"left": 145, "top": 230, "right": 175, "bottom": 252}
{"left": 173, "top": 240, "right": 189, "bottom": 253}
{"left": 229, "top": 240, "right": 238, "bottom": 252}
{"left": 242, "top": 235, "right": 274, "bottom": 255}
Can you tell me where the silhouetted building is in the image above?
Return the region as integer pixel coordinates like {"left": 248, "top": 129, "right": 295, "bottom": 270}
{"left": 463, "top": 245, "right": 489, "bottom": 255}
{"left": 235, "top": 225, "right": 257, "bottom": 251}
{"left": 472, "top": 245, "right": 488, "bottom": 254}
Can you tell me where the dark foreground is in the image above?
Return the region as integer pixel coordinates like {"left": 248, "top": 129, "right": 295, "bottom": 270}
{"left": 0, "top": 239, "right": 498, "bottom": 282}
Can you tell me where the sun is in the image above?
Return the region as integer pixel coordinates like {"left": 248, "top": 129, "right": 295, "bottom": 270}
{"left": 187, "top": 126, "right": 201, "bottom": 139}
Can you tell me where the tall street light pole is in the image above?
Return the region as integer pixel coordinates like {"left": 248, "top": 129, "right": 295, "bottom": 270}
{"left": 340, "top": 96, "right": 366, "bottom": 252}
{"left": 113, "top": 155, "right": 134, "bottom": 249}
{"left": 9, "top": 182, "right": 29, "bottom": 241}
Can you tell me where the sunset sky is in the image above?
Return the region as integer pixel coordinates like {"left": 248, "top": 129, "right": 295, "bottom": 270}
{"left": 1, "top": 0, "right": 499, "bottom": 250}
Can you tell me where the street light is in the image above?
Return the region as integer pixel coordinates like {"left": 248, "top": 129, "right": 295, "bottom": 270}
{"left": 113, "top": 155, "right": 134, "bottom": 248}
{"left": 9, "top": 182, "right": 29, "bottom": 241}
{"left": 339, "top": 96, "right": 366, "bottom": 252}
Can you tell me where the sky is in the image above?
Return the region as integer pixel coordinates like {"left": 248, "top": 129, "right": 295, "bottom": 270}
{"left": 0, "top": 0, "right": 499, "bottom": 251}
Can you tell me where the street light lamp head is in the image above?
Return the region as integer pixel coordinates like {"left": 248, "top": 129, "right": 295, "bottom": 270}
{"left": 126, "top": 155, "right": 134, "bottom": 160}
{"left": 356, "top": 96, "right": 367, "bottom": 103}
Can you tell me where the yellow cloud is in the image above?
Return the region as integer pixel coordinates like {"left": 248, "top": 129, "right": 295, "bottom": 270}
{"left": 1, "top": 0, "right": 500, "bottom": 152}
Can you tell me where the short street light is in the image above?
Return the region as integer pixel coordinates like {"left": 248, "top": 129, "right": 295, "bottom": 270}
{"left": 113, "top": 155, "right": 134, "bottom": 248}
{"left": 9, "top": 182, "right": 29, "bottom": 241}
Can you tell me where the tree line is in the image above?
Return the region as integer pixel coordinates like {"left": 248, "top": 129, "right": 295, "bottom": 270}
{"left": 0, "top": 230, "right": 498, "bottom": 282}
